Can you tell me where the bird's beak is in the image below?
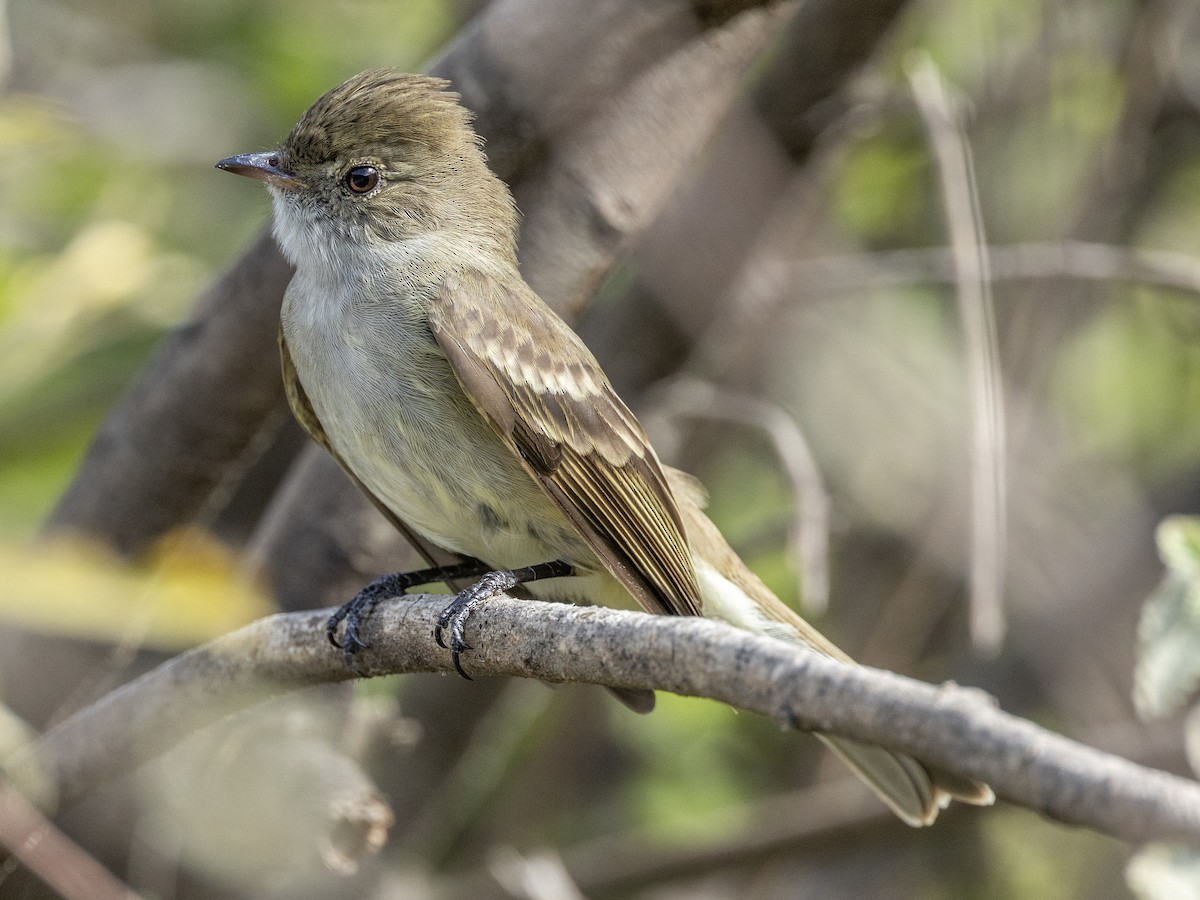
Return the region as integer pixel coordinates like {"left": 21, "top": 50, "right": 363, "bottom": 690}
{"left": 215, "top": 151, "right": 305, "bottom": 190}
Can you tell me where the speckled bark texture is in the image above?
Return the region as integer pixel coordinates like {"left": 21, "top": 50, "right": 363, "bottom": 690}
{"left": 13, "top": 597, "right": 1200, "bottom": 846}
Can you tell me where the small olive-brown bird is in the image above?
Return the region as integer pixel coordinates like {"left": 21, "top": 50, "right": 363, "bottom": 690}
{"left": 217, "top": 69, "right": 992, "bottom": 826}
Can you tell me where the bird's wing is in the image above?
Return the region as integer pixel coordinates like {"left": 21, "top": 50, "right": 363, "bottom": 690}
{"left": 279, "top": 329, "right": 459, "bottom": 570}
{"left": 426, "top": 271, "right": 703, "bottom": 618}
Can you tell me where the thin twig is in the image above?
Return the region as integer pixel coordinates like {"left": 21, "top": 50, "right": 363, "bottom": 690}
{"left": 486, "top": 846, "right": 588, "bottom": 900}
{"left": 9, "top": 597, "right": 1200, "bottom": 846}
{"left": 438, "top": 779, "right": 891, "bottom": 900}
{"left": 0, "top": 779, "right": 143, "bottom": 900}
{"left": 394, "top": 679, "right": 557, "bottom": 864}
{"left": 908, "top": 54, "right": 1008, "bottom": 655}
{"left": 646, "top": 376, "right": 831, "bottom": 613}
{"left": 761, "top": 241, "right": 1200, "bottom": 297}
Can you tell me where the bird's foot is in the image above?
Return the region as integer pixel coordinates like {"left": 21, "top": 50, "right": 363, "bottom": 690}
{"left": 327, "top": 572, "right": 405, "bottom": 669}
{"left": 434, "top": 560, "right": 575, "bottom": 679}
{"left": 327, "top": 559, "right": 491, "bottom": 671}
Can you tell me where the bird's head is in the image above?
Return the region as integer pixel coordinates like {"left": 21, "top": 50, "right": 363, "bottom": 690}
{"left": 217, "top": 69, "right": 517, "bottom": 265}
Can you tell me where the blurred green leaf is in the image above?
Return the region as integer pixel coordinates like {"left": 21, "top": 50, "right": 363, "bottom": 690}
{"left": 832, "top": 124, "right": 934, "bottom": 248}
{"left": 0, "top": 530, "right": 273, "bottom": 648}
{"left": 1127, "top": 843, "right": 1200, "bottom": 900}
{"left": 1055, "top": 289, "right": 1200, "bottom": 478}
{"left": 1134, "top": 517, "right": 1200, "bottom": 719}
{"left": 610, "top": 691, "right": 769, "bottom": 843}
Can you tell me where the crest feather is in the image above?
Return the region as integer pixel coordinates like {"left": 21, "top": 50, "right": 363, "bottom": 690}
{"left": 284, "top": 69, "right": 476, "bottom": 164}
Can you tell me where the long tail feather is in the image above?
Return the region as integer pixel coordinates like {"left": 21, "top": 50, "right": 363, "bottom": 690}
{"left": 666, "top": 467, "right": 994, "bottom": 825}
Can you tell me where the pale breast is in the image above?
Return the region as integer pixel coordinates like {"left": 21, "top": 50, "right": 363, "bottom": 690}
{"left": 280, "top": 268, "right": 593, "bottom": 572}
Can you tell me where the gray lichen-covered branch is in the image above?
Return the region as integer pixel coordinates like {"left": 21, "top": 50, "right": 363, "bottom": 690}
{"left": 11, "top": 596, "right": 1200, "bottom": 847}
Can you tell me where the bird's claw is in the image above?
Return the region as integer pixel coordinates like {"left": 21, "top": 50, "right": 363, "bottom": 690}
{"left": 326, "top": 571, "right": 412, "bottom": 671}
{"left": 326, "top": 598, "right": 375, "bottom": 673}
{"left": 331, "top": 562, "right": 569, "bottom": 679}
{"left": 434, "top": 591, "right": 483, "bottom": 680}
{"left": 326, "top": 602, "right": 358, "bottom": 650}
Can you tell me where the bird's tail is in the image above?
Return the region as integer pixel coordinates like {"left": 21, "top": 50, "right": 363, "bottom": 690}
{"left": 665, "top": 468, "right": 993, "bottom": 826}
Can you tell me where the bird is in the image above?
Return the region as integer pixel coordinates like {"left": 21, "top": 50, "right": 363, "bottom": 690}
{"left": 216, "top": 68, "right": 993, "bottom": 826}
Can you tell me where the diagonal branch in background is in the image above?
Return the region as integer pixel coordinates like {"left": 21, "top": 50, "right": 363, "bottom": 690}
{"left": 45, "top": 229, "right": 293, "bottom": 555}
{"left": 620, "top": 0, "right": 917, "bottom": 387}
{"left": 10, "top": 597, "right": 1200, "bottom": 847}
{"left": 512, "top": 4, "right": 792, "bottom": 320}
{"left": 0, "top": 780, "right": 144, "bottom": 900}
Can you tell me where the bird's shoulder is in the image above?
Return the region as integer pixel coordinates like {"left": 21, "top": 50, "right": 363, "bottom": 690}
{"left": 427, "top": 269, "right": 648, "bottom": 469}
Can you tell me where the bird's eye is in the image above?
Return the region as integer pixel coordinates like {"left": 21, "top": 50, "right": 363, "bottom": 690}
{"left": 345, "top": 165, "right": 380, "bottom": 194}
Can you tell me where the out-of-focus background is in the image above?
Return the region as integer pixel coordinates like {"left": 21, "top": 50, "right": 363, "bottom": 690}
{"left": 3, "top": 0, "right": 1200, "bottom": 898}
{"left": 0, "top": 0, "right": 466, "bottom": 537}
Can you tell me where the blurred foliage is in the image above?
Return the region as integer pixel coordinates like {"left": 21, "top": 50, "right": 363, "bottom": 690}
{"left": 0, "top": 529, "right": 271, "bottom": 647}
{"left": 0, "top": 0, "right": 463, "bottom": 541}
{"left": 833, "top": 124, "right": 934, "bottom": 247}
{"left": 1057, "top": 292, "right": 1200, "bottom": 479}
{"left": 613, "top": 692, "right": 761, "bottom": 843}
{"left": 1134, "top": 516, "right": 1200, "bottom": 720}
{"left": 1127, "top": 843, "right": 1200, "bottom": 900}
{"left": 964, "top": 807, "right": 1125, "bottom": 900}
{"left": 701, "top": 439, "right": 801, "bottom": 605}
{"left": 1128, "top": 516, "right": 1200, "bottom": 900}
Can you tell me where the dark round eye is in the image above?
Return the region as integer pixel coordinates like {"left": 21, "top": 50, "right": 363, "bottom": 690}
{"left": 345, "top": 165, "right": 379, "bottom": 194}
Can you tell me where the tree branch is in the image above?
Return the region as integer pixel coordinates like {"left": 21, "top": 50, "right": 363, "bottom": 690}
{"left": 10, "top": 597, "right": 1200, "bottom": 846}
